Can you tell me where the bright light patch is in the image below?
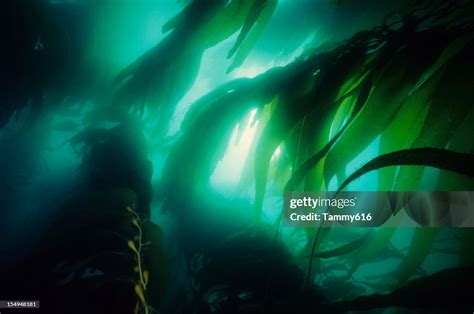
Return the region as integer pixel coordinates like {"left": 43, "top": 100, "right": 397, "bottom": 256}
{"left": 211, "top": 109, "right": 259, "bottom": 185}
{"left": 272, "top": 146, "right": 282, "bottom": 160}
{"left": 234, "top": 64, "right": 273, "bottom": 78}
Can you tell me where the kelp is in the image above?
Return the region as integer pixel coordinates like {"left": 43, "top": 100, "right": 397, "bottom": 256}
{"left": 375, "top": 82, "right": 432, "bottom": 190}
{"left": 323, "top": 29, "right": 450, "bottom": 187}
{"left": 337, "top": 148, "right": 474, "bottom": 192}
{"left": 328, "top": 147, "right": 474, "bottom": 283}
{"left": 13, "top": 194, "right": 165, "bottom": 314}
{"left": 254, "top": 7, "right": 473, "bottom": 221}
{"left": 254, "top": 32, "right": 375, "bottom": 220}
{"left": 112, "top": 0, "right": 277, "bottom": 138}
{"left": 135, "top": 3, "right": 474, "bottom": 223}
{"left": 393, "top": 38, "right": 474, "bottom": 191}
{"left": 1, "top": 122, "right": 165, "bottom": 313}
{"left": 3, "top": 2, "right": 474, "bottom": 313}
{"left": 283, "top": 70, "right": 372, "bottom": 195}
{"left": 340, "top": 106, "right": 472, "bottom": 283}
{"left": 154, "top": 7, "right": 474, "bottom": 311}
{"left": 127, "top": 206, "right": 167, "bottom": 314}
{"left": 236, "top": 101, "right": 275, "bottom": 193}
{"left": 226, "top": 0, "right": 278, "bottom": 72}
{"left": 155, "top": 13, "right": 474, "bottom": 303}
{"left": 289, "top": 75, "right": 372, "bottom": 253}
{"left": 373, "top": 28, "right": 463, "bottom": 189}
{"left": 316, "top": 33, "right": 474, "bottom": 283}
{"left": 313, "top": 146, "right": 474, "bottom": 288}
{"left": 156, "top": 56, "right": 326, "bottom": 213}
{"left": 252, "top": 55, "right": 329, "bottom": 210}
{"left": 159, "top": 49, "right": 368, "bottom": 203}
{"left": 261, "top": 5, "right": 474, "bottom": 210}
{"left": 386, "top": 79, "right": 474, "bottom": 286}
{"left": 160, "top": 68, "right": 291, "bottom": 200}
{"left": 273, "top": 68, "right": 371, "bottom": 256}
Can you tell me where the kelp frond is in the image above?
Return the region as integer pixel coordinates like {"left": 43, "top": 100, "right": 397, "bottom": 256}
{"left": 337, "top": 148, "right": 474, "bottom": 192}
{"left": 127, "top": 205, "right": 151, "bottom": 314}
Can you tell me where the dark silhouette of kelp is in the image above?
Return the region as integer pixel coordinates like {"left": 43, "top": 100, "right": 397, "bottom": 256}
{"left": 0, "top": 123, "right": 166, "bottom": 313}
{"left": 111, "top": 0, "right": 277, "bottom": 138}
{"left": 2, "top": 0, "right": 474, "bottom": 313}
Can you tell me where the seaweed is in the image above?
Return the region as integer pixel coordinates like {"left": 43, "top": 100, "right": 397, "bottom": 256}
{"left": 2, "top": 1, "right": 474, "bottom": 313}
{"left": 0, "top": 123, "right": 165, "bottom": 313}
{"left": 111, "top": 0, "right": 277, "bottom": 138}
{"left": 337, "top": 148, "right": 474, "bottom": 192}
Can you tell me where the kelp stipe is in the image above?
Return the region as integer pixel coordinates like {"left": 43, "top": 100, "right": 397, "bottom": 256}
{"left": 126, "top": 205, "right": 151, "bottom": 314}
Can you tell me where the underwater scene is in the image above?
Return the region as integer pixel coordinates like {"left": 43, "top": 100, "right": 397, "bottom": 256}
{"left": 1, "top": 0, "right": 474, "bottom": 313}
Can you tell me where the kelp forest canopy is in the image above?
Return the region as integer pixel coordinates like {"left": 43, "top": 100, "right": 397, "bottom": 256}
{"left": 1, "top": 0, "right": 474, "bottom": 313}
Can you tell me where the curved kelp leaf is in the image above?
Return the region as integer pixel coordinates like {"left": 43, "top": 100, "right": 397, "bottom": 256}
{"left": 112, "top": 0, "right": 276, "bottom": 138}
{"left": 236, "top": 101, "right": 275, "bottom": 192}
{"left": 298, "top": 68, "right": 369, "bottom": 191}
{"left": 378, "top": 34, "right": 462, "bottom": 191}
{"left": 254, "top": 97, "right": 301, "bottom": 220}
{"left": 369, "top": 71, "right": 441, "bottom": 223}
{"left": 227, "top": 0, "right": 268, "bottom": 58}
{"left": 253, "top": 57, "right": 327, "bottom": 220}
{"left": 338, "top": 148, "right": 474, "bottom": 192}
{"left": 294, "top": 103, "right": 341, "bottom": 258}
{"left": 375, "top": 58, "right": 444, "bottom": 190}
{"left": 394, "top": 39, "right": 474, "bottom": 190}
{"left": 179, "top": 78, "right": 253, "bottom": 130}
{"left": 254, "top": 37, "right": 372, "bottom": 220}
{"left": 162, "top": 88, "right": 257, "bottom": 197}
{"left": 161, "top": 68, "right": 291, "bottom": 200}
{"left": 193, "top": 0, "right": 264, "bottom": 49}
{"left": 285, "top": 132, "right": 342, "bottom": 193}
{"left": 285, "top": 74, "right": 373, "bottom": 194}
{"left": 112, "top": 30, "right": 204, "bottom": 138}
{"left": 189, "top": 0, "right": 276, "bottom": 68}
{"left": 227, "top": 0, "right": 278, "bottom": 72}
{"left": 303, "top": 71, "right": 372, "bottom": 193}
{"left": 324, "top": 30, "right": 449, "bottom": 186}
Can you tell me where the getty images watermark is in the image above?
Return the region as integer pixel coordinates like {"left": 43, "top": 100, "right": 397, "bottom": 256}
{"left": 284, "top": 191, "right": 474, "bottom": 227}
